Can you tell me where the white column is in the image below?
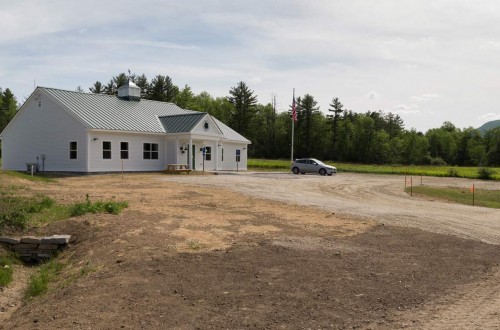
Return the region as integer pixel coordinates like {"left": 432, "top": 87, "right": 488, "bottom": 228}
{"left": 189, "top": 136, "right": 193, "bottom": 170}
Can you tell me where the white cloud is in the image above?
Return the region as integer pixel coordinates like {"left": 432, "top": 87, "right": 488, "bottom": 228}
{"left": 249, "top": 77, "right": 262, "bottom": 84}
{"left": 478, "top": 113, "right": 500, "bottom": 121}
{"left": 393, "top": 104, "right": 421, "bottom": 115}
{"left": 410, "top": 94, "right": 439, "bottom": 102}
{"left": 366, "top": 91, "right": 379, "bottom": 100}
{"left": 480, "top": 41, "right": 500, "bottom": 51}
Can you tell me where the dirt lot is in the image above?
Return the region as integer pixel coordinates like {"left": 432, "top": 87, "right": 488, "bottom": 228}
{"left": 1, "top": 172, "right": 500, "bottom": 329}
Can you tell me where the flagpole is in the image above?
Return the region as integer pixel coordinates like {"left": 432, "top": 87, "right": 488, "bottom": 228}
{"left": 291, "top": 88, "right": 295, "bottom": 165}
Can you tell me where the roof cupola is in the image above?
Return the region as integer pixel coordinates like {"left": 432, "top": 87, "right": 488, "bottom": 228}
{"left": 117, "top": 80, "right": 141, "bottom": 101}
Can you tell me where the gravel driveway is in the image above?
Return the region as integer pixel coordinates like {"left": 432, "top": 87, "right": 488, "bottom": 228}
{"left": 164, "top": 172, "right": 500, "bottom": 245}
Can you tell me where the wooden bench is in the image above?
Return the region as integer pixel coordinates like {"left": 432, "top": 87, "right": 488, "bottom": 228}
{"left": 165, "top": 164, "right": 191, "bottom": 174}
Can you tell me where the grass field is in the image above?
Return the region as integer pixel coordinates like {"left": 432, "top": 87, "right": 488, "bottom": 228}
{"left": 248, "top": 159, "right": 500, "bottom": 180}
{"left": 406, "top": 186, "right": 500, "bottom": 209}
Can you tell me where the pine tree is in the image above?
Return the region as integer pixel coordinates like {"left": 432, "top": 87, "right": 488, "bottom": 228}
{"left": 328, "top": 97, "right": 343, "bottom": 159}
{"left": 227, "top": 81, "right": 257, "bottom": 139}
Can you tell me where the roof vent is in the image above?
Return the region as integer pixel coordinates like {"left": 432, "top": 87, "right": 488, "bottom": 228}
{"left": 117, "top": 80, "right": 141, "bottom": 101}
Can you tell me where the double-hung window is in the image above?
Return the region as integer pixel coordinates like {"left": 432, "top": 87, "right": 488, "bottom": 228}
{"left": 69, "top": 141, "right": 77, "bottom": 159}
{"left": 103, "top": 141, "right": 111, "bottom": 159}
{"left": 205, "top": 147, "right": 212, "bottom": 161}
{"left": 120, "top": 142, "right": 129, "bottom": 159}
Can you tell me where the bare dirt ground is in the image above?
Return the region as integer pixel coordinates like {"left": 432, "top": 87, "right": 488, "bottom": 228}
{"left": 1, "top": 172, "right": 500, "bottom": 329}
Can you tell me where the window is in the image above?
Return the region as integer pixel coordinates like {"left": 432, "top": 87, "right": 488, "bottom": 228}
{"left": 69, "top": 141, "right": 77, "bottom": 159}
{"left": 205, "top": 146, "right": 212, "bottom": 161}
{"left": 103, "top": 141, "right": 111, "bottom": 159}
{"left": 120, "top": 142, "right": 129, "bottom": 159}
{"left": 236, "top": 149, "right": 241, "bottom": 162}
{"left": 222, "top": 148, "right": 224, "bottom": 162}
{"left": 37, "top": 100, "right": 42, "bottom": 108}
{"left": 143, "top": 143, "right": 159, "bottom": 160}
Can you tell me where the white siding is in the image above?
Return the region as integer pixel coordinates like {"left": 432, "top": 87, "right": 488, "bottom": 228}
{"left": 88, "top": 132, "right": 165, "bottom": 172}
{"left": 1, "top": 92, "right": 88, "bottom": 171}
{"left": 165, "top": 139, "right": 177, "bottom": 165}
{"left": 191, "top": 115, "right": 222, "bottom": 136}
{"left": 219, "top": 142, "right": 248, "bottom": 171}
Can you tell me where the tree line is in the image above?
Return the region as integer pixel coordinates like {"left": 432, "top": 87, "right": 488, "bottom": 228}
{"left": 2, "top": 73, "right": 500, "bottom": 166}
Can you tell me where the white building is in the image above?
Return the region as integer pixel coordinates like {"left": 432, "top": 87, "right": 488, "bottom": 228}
{"left": 0, "top": 83, "right": 250, "bottom": 173}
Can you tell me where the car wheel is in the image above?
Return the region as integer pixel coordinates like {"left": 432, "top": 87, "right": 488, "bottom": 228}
{"left": 319, "top": 168, "right": 327, "bottom": 176}
{"left": 292, "top": 167, "right": 300, "bottom": 174}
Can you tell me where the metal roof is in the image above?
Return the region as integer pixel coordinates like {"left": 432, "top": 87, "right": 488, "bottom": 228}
{"left": 213, "top": 117, "right": 251, "bottom": 143}
{"left": 159, "top": 113, "right": 206, "bottom": 133}
{"left": 43, "top": 87, "right": 196, "bottom": 133}
{"left": 38, "top": 87, "right": 250, "bottom": 143}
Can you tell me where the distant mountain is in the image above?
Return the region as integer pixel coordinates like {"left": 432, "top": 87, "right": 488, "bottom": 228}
{"left": 478, "top": 120, "right": 500, "bottom": 134}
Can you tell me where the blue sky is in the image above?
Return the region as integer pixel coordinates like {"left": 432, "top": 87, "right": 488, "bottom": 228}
{"left": 2, "top": 0, "right": 500, "bottom": 132}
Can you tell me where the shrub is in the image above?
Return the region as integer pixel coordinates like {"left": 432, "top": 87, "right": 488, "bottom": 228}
{"left": 447, "top": 168, "right": 459, "bottom": 177}
{"left": 477, "top": 167, "right": 496, "bottom": 180}
{"left": 431, "top": 157, "right": 447, "bottom": 166}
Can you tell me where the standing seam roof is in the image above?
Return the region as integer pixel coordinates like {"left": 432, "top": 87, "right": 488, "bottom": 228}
{"left": 41, "top": 87, "right": 250, "bottom": 143}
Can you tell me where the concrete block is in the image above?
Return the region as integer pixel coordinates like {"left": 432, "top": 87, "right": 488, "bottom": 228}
{"left": 11, "top": 243, "right": 38, "bottom": 250}
{"left": 38, "top": 243, "right": 59, "bottom": 250}
{"left": 41, "top": 235, "right": 71, "bottom": 244}
{"left": 0, "top": 237, "right": 20, "bottom": 244}
{"left": 20, "top": 236, "right": 41, "bottom": 244}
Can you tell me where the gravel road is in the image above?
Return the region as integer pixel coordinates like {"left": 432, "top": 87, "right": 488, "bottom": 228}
{"left": 164, "top": 172, "right": 500, "bottom": 329}
{"left": 164, "top": 172, "right": 500, "bottom": 245}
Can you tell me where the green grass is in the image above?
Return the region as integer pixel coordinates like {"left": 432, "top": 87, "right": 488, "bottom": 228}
{"left": 406, "top": 186, "right": 500, "bottom": 208}
{"left": 0, "top": 193, "right": 59, "bottom": 231}
{"left": 0, "top": 189, "right": 128, "bottom": 233}
{"left": 0, "top": 253, "right": 18, "bottom": 287}
{"left": 26, "top": 259, "right": 65, "bottom": 298}
{"left": 248, "top": 159, "right": 500, "bottom": 180}
{"left": 2, "top": 170, "right": 55, "bottom": 183}
{"left": 69, "top": 194, "right": 128, "bottom": 217}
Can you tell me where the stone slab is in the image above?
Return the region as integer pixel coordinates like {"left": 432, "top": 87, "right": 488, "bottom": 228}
{"left": 41, "top": 235, "right": 71, "bottom": 244}
{"left": 11, "top": 243, "right": 38, "bottom": 250}
{"left": 38, "top": 243, "right": 59, "bottom": 250}
{"left": 20, "top": 236, "right": 41, "bottom": 244}
{"left": 0, "top": 237, "right": 20, "bottom": 244}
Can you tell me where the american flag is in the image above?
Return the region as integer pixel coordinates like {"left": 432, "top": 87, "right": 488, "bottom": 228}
{"left": 292, "top": 94, "right": 297, "bottom": 122}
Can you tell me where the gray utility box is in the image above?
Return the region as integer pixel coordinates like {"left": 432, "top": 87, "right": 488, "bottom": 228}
{"left": 26, "top": 163, "right": 39, "bottom": 173}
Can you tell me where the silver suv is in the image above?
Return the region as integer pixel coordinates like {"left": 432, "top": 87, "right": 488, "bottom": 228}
{"left": 291, "top": 158, "right": 337, "bottom": 176}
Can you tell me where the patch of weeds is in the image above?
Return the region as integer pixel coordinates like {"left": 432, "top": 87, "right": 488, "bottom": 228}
{"left": 26, "top": 259, "right": 65, "bottom": 298}
{"left": 188, "top": 241, "right": 205, "bottom": 250}
{"left": 0, "top": 194, "right": 57, "bottom": 231}
{"left": 0, "top": 253, "right": 19, "bottom": 287}
{"left": 70, "top": 194, "right": 128, "bottom": 217}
